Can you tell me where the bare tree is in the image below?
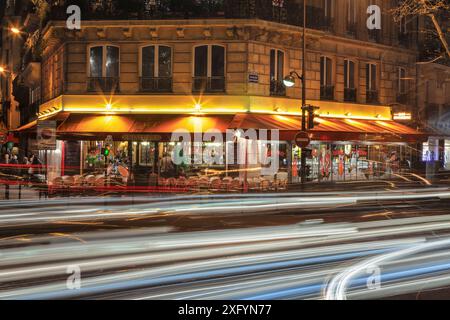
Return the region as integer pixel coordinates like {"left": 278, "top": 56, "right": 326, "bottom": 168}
{"left": 391, "top": 0, "right": 449, "bottom": 59}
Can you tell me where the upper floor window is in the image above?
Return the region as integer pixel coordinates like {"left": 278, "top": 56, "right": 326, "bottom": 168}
{"left": 88, "top": 45, "right": 120, "bottom": 92}
{"left": 270, "top": 49, "right": 286, "bottom": 96}
{"left": 193, "top": 45, "right": 225, "bottom": 93}
{"left": 346, "top": 0, "right": 357, "bottom": 36}
{"left": 366, "top": 63, "right": 378, "bottom": 103}
{"left": 323, "top": 0, "right": 333, "bottom": 18}
{"left": 320, "top": 56, "right": 334, "bottom": 100}
{"left": 140, "top": 45, "right": 172, "bottom": 92}
{"left": 398, "top": 67, "right": 407, "bottom": 94}
{"left": 397, "top": 67, "right": 408, "bottom": 104}
{"left": 344, "top": 59, "right": 356, "bottom": 102}
{"left": 398, "top": 17, "right": 410, "bottom": 46}
{"left": 320, "top": 0, "right": 334, "bottom": 31}
{"left": 399, "top": 17, "right": 408, "bottom": 35}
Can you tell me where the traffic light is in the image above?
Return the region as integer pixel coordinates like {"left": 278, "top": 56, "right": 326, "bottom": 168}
{"left": 306, "top": 105, "right": 320, "bottom": 130}
{"left": 102, "top": 145, "right": 110, "bottom": 157}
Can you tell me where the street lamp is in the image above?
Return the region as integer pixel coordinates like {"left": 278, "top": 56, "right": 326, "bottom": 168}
{"left": 283, "top": 71, "right": 302, "bottom": 88}
{"left": 282, "top": 0, "right": 308, "bottom": 185}
{"left": 10, "top": 27, "right": 21, "bottom": 35}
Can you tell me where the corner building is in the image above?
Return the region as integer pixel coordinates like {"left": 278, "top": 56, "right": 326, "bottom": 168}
{"left": 14, "top": 1, "right": 428, "bottom": 186}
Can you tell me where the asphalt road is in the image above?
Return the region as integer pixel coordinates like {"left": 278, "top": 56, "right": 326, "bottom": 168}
{"left": 2, "top": 185, "right": 450, "bottom": 300}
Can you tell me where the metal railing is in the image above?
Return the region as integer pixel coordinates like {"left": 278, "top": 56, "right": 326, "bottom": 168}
{"left": 344, "top": 88, "right": 357, "bottom": 102}
{"left": 397, "top": 93, "right": 408, "bottom": 104}
{"left": 320, "top": 85, "right": 335, "bottom": 101}
{"left": 192, "top": 76, "right": 226, "bottom": 93}
{"left": 366, "top": 90, "right": 379, "bottom": 104}
{"left": 87, "top": 77, "right": 120, "bottom": 92}
{"left": 346, "top": 22, "right": 357, "bottom": 37}
{"left": 140, "top": 77, "right": 173, "bottom": 92}
{"left": 270, "top": 80, "right": 286, "bottom": 97}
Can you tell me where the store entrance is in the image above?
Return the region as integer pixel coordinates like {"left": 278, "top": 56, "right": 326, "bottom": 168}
{"left": 131, "top": 142, "right": 158, "bottom": 186}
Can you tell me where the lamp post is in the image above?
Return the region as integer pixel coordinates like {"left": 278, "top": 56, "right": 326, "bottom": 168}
{"left": 283, "top": 0, "right": 308, "bottom": 185}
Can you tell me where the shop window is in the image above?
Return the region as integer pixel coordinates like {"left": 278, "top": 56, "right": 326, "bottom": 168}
{"left": 344, "top": 59, "right": 356, "bottom": 102}
{"left": 140, "top": 45, "right": 172, "bottom": 92}
{"left": 193, "top": 45, "right": 225, "bottom": 93}
{"left": 366, "top": 63, "right": 378, "bottom": 103}
{"left": 88, "top": 45, "right": 120, "bottom": 92}
{"left": 270, "top": 49, "right": 286, "bottom": 96}
{"left": 320, "top": 56, "right": 334, "bottom": 100}
{"left": 445, "top": 140, "right": 450, "bottom": 170}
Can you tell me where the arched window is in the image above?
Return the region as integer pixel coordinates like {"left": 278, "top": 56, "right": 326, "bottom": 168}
{"left": 140, "top": 45, "right": 172, "bottom": 92}
{"left": 193, "top": 45, "right": 225, "bottom": 93}
{"left": 88, "top": 45, "right": 120, "bottom": 92}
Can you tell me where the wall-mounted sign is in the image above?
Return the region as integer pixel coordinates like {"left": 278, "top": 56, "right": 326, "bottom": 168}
{"left": 37, "top": 120, "right": 57, "bottom": 150}
{"left": 121, "top": 134, "right": 162, "bottom": 142}
{"left": 248, "top": 72, "right": 259, "bottom": 84}
{"left": 393, "top": 112, "right": 412, "bottom": 120}
{"left": 294, "top": 131, "right": 310, "bottom": 148}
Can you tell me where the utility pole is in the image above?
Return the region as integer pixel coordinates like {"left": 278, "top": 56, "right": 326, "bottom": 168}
{"left": 300, "top": 0, "right": 307, "bottom": 185}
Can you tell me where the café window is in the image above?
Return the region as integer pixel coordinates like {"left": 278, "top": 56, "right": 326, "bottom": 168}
{"left": 140, "top": 45, "right": 172, "bottom": 92}
{"left": 270, "top": 49, "right": 285, "bottom": 96}
{"left": 193, "top": 44, "right": 225, "bottom": 92}
{"left": 88, "top": 45, "right": 120, "bottom": 92}
{"left": 320, "top": 56, "right": 334, "bottom": 100}
{"left": 344, "top": 59, "right": 356, "bottom": 102}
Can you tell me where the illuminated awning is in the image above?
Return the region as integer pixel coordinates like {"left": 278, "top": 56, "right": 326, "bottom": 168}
{"left": 53, "top": 113, "right": 427, "bottom": 143}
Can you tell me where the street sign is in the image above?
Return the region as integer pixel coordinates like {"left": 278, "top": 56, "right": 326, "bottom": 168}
{"left": 248, "top": 72, "right": 259, "bottom": 83}
{"left": 37, "top": 120, "right": 57, "bottom": 150}
{"left": 294, "top": 131, "right": 310, "bottom": 148}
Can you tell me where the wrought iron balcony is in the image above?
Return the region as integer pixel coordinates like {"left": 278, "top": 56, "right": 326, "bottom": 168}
{"left": 368, "top": 29, "right": 381, "bottom": 43}
{"left": 320, "top": 85, "right": 335, "bottom": 101}
{"left": 397, "top": 93, "right": 408, "bottom": 104}
{"left": 344, "top": 88, "right": 357, "bottom": 102}
{"left": 346, "top": 22, "right": 357, "bottom": 37}
{"left": 366, "top": 90, "right": 379, "bottom": 104}
{"left": 270, "top": 80, "right": 286, "bottom": 97}
{"left": 87, "top": 77, "right": 120, "bottom": 93}
{"left": 140, "top": 77, "right": 172, "bottom": 93}
{"left": 398, "top": 33, "right": 412, "bottom": 48}
{"left": 192, "top": 76, "right": 225, "bottom": 93}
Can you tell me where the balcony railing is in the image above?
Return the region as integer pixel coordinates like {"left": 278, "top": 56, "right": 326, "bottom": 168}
{"left": 346, "top": 22, "right": 357, "bottom": 37}
{"left": 366, "top": 90, "right": 379, "bottom": 104}
{"left": 140, "top": 77, "right": 172, "bottom": 93}
{"left": 87, "top": 77, "right": 120, "bottom": 93}
{"left": 270, "top": 80, "right": 286, "bottom": 97}
{"left": 397, "top": 93, "right": 408, "bottom": 104}
{"left": 368, "top": 29, "right": 381, "bottom": 43}
{"left": 398, "top": 33, "right": 412, "bottom": 48}
{"left": 344, "top": 88, "right": 357, "bottom": 102}
{"left": 318, "top": 17, "right": 334, "bottom": 32}
{"left": 192, "top": 76, "right": 225, "bottom": 93}
{"left": 320, "top": 85, "right": 335, "bottom": 101}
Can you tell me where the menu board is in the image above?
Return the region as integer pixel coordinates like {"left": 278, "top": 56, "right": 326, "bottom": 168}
{"left": 64, "top": 141, "right": 81, "bottom": 175}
